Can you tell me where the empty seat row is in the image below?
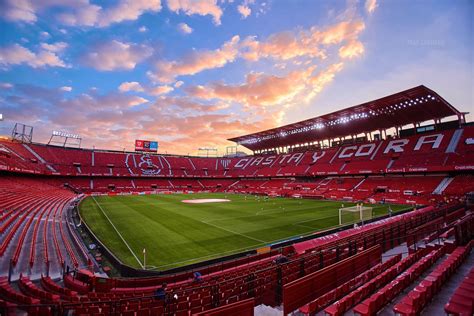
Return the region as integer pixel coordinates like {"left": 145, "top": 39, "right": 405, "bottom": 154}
{"left": 352, "top": 245, "right": 446, "bottom": 316}
{"left": 394, "top": 241, "right": 473, "bottom": 315}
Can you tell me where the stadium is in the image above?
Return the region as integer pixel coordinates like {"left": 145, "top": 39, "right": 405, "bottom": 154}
{"left": 1, "top": 1, "right": 473, "bottom": 315}
{"left": 0, "top": 84, "right": 473, "bottom": 315}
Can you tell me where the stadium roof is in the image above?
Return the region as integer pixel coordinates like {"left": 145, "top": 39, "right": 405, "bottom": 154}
{"left": 229, "top": 85, "right": 463, "bottom": 151}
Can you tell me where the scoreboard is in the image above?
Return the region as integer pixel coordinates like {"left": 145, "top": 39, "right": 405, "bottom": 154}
{"left": 135, "top": 140, "right": 158, "bottom": 152}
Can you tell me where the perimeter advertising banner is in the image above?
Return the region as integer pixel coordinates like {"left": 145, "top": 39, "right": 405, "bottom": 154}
{"left": 135, "top": 140, "right": 158, "bottom": 152}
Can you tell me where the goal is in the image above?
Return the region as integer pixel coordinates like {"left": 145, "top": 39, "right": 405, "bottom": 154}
{"left": 339, "top": 204, "right": 373, "bottom": 226}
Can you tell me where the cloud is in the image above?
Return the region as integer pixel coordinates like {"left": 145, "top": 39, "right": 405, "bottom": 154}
{"left": 186, "top": 62, "right": 344, "bottom": 116}
{"left": 98, "top": 0, "right": 162, "bottom": 27}
{"left": 1, "top": 0, "right": 161, "bottom": 28}
{"left": 40, "top": 42, "right": 68, "bottom": 53}
{"left": 237, "top": 5, "right": 251, "bottom": 19}
{"left": 128, "top": 96, "right": 149, "bottom": 106}
{"left": 81, "top": 40, "right": 152, "bottom": 71}
{"left": 186, "top": 66, "right": 313, "bottom": 107}
{"left": 174, "top": 81, "right": 184, "bottom": 88}
{"left": 56, "top": 2, "right": 101, "bottom": 26}
{"left": 177, "top": 22, "right": 193, "bottom": 34}
{"left": 155, "top": 95, "right": 228, "bottom": 112}
{"left": 118, "top": 81, "right": 173, "bottom": 95}
{"left": 0, "top": 44, "right": 67, "bottom": 68}
{"left": 166, "top": 0, "right": 223, "bottom": 25}
{"left": 0, "top": 82, "right": 13, "bottom": 89}
{"left": 60, "top": 86, "right": 72, "bottom": 92}
{"left": 143, "top": 16, "right": 367, "bottom": 98}
{"left": 239, "top": 20, "right": 365, "bottom": 62}
{"left": 315, "top": 20, "right": 366, "bottom": 45}
{"left": 118, "top": 81, "right": 144, "bottom": 92}
{"left": 149, "top": 35, "right": 240, "bottom": 82}
{"left": 338, "top": 40, "right": 364, "bottom": 59}
{"left": 365, "top": 0, "right": 378, "bottom": 14}
{"left": 149, "top": 85, "right": 174, "bottom": 95}
{"left": 241, "top": 31, "right": 326, "bottom": 62}
{"left": 0, "top": 0, "right": 36, "bottom": 23}
{"left": 307, "top": 62, "right": 344, "bottom": 97}
{"left": 39, "top": 31, "right": 50, "bottom": 40}
{"left": 0, "top": 83, "right": 266, "bottom": 154}
{"left": 148, "top": 19, "right": 365, "bottom": 83}
{"left": 139, "top": 26, "right": 148, "bottom": 32}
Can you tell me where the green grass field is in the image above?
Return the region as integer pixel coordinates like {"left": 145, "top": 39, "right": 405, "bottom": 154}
{"left": 79, "top": 193, "right": 409, "bottom": 270}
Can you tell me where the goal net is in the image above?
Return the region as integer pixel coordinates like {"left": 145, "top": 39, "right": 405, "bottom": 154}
{"left": 339, "top": 204, "right": 373, "bottom": 226}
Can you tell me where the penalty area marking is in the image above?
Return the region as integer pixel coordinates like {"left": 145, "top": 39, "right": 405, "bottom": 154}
{"left": 92, "top": 196, "right": 144, "bottom": 269}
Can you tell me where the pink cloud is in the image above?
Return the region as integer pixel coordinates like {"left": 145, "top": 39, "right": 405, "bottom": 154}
{"left": 149, "top": 19, "right": 365, "bottom": 83}
{"left": 166, "top": 0, "right": 223, "bottom": 25}
{"left": 148, "top": 35, "right": 240, "bottom": 82}
{"left": 338, "top": 40, "right": 364, "bottom": 59}
{"left": 98, "top": 0, "right": 162, "bottom": 27}
{"left": 1, "top": 84, "right": 275, "bottom": 154}
{"left": 154, "top": 96, "right": 229, "bottom": 112}
{"left": 40, "top": 42, "right": 68, "bottom": 53}
{"left": 186, "top": 64, "right": 344, "bottom": 110}
{"left": 1, "top": 0, "right": 161, "bottom": 27}
{"left": 182, "top": 61, "right": 344, "bottom": 133}
{"left": 237, "top": 5, "right": 251, "bottom": 19}
{"left": 81, "top": 40, "right": 152, "bottom": 71}
{"left": 0, "top": 82, "right": 13, "bottom": 89}
{"left": 241, "top": 31, "right": 326, "bottom": 62}
{"left": 0, "top": 43, "right": 67, "bottom": 68}
{"left": 57, "top": 2, "right": 101, "bottom": 27}
{"left": 317, "top": 20, "right": 366, "bottom": 45}
{"left": 177, "top": 22, "right": 193, "bottom": 34}
{"left": 0, "top": 0, "right": 37, "bottom": 23}
{"left": 365, "top": 0, "right": 378, "bottom": 14}
{"left": 118, "top": 81, "right": 144, "bottom": 92}
{"left": 149, "top": 85, "right": 174, "bottom": 95}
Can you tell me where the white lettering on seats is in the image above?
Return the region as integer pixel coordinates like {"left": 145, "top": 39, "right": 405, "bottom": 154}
{"left": 279, "top": 154, "right": 292, "bottom": 164}
{"left": 262, "top": 156, "right": 276, "bottom": 165}
{"left": 250, "top": 157, "right": 264, "bottom": 166}
{"left": 384, "top": 139, "right": 409, "bottom": 154}
{"left": 311, "top": 151, "right": 326, "bottom": 163}
{"left": 235, "top": 158, "right": 249, "bottom": 168}
{"left": 414, "top": 134, "right": 443, "bottom": 150}
{"left": 287, "top": 153, "right": 304, "bottom": 164}
{"left": 339, "top": 146, "right": 357, "bottom": 158}
{"left": 355, "top": 144, "right": 376, "bottom": 157}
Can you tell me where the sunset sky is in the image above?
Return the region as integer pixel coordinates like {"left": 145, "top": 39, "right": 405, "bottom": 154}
{"left": 0, "top": 0, "right": 472, "bottom": 155}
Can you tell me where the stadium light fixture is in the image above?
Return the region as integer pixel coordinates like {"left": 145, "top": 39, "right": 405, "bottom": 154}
{"left": 240, "top": 94, "right": 440, "bottom": 145}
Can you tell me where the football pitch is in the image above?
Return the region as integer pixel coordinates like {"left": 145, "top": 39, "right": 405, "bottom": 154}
{"left": 79, "top": 193, "right": 409, "bottom": 270}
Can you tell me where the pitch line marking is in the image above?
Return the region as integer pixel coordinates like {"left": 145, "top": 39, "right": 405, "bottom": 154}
{"left": 294, "top": 214, "right": 339, "bottom": 225}
{"left": 151, "top": 217, "right": 358, "bottom": 270}
{"left": 150, "top": 242, "right": 264, "bottom": 270}
{"left": 202, "top": 214, "right": 260, "bottom": 223}
{"left": 152, "top": 222, "right": 329, "bottom": 270}
{"left": 92, "top": 196, "right": 144, "bottom": 269}
{"left": 199, "top": 220, "right": 266, "bottom": 243}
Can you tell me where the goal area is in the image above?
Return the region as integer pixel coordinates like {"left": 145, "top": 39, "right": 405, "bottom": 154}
{"left": 339, "top": 204, "right": 373, "bottom": 226}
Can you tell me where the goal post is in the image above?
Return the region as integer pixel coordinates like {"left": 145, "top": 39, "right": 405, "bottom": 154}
{"left": 339, "top": 204, "right": 373, "bottom": 226}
